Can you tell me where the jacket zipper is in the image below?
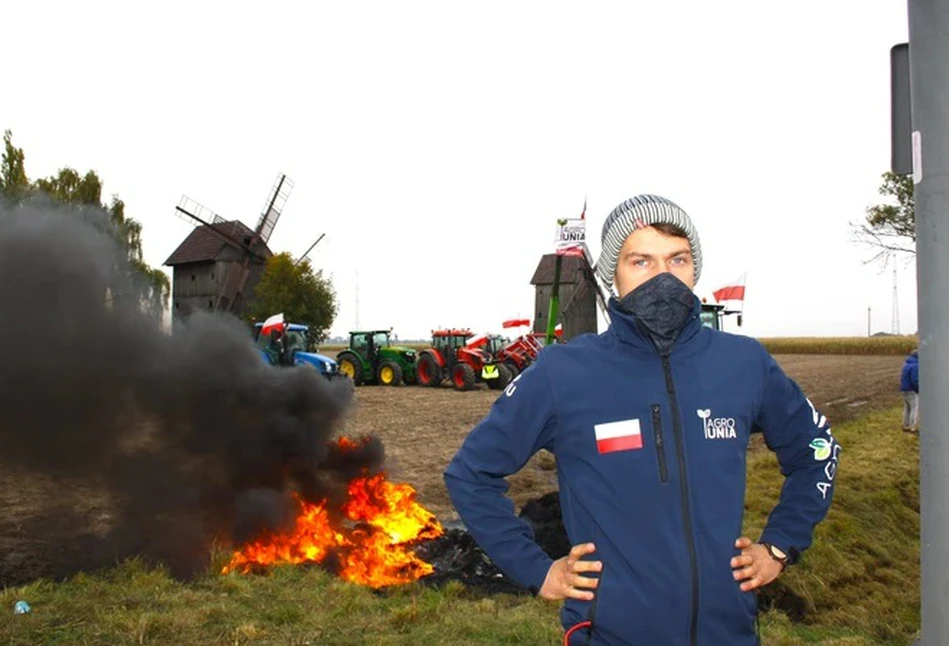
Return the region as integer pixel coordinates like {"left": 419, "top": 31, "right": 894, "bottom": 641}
{"left": 651, "top": 404, "right": 669, "bottom": 484}
{"left": 661, "top": 355, "right": 699, "bottom": 646}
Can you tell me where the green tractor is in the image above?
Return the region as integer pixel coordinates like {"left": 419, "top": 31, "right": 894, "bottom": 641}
{"left": 699, "top": 301, "right": 743, "bottom": 331}
{"left": 336, "top": 330, "right": 418, "bottom": 386}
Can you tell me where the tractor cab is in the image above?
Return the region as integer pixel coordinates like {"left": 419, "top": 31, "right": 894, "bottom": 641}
{"left": 252, "top": 322, "right": 340, "bottom": 378}
{"left": 485, "top": 334, "right": 508, "bottom": 357}
{"left": 699, "top": 301, "right": 743, "bottom": 331}
{"left": 433, "top": 329, "right": 473, "bottom": 354}
{"left": 350, "top": 330, "right": 392, "bottom": 358}
{"left": 336, "top": 329, "right": 417, "bottom": 386}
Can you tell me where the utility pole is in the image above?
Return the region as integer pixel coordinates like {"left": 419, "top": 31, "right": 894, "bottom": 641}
{"left": 892, "top": 264, "right": 901, "bottom": 335}
{"left": 867, "top": 305, "right": 871, "bottom": 337}
{"left": 906, "top": 1, "right": 949, "bottom": 642}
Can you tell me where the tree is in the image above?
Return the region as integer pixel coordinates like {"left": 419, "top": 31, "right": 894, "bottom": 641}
{"left": 246, "top": 252, "right": 338, "bottom": 346}
{"left": 1, "top": 130, "right": 30, "bottom": 202}
{"left": 0, "top": 129, "right": 170, "bottom": 320}
{"left": 851, "top": 171, "right": 916, "bottom": 266}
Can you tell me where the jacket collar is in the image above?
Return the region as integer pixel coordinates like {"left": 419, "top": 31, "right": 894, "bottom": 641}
{"left": 607, "top": 293, "right": 705, "bottom": 356}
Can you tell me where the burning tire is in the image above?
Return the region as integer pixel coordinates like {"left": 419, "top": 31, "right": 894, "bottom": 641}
{"left": 452, "top": 363, "right": 476, "bottom": 391}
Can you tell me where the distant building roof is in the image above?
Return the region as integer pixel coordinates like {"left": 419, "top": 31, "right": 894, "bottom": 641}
{"left": 164, "top": 220, "right": 272, "bottom": 266}
{"left": 530, "top": 253, "right": 595, "bottom": 285}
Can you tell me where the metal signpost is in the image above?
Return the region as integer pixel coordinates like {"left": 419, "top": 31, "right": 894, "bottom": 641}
{"left": 895, "top": 2, "right": 948, "bottom": 642}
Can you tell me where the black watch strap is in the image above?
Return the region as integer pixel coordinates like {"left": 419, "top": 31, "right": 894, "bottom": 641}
{"left": 759, "top": 542, "right": 789, "bottom": 568}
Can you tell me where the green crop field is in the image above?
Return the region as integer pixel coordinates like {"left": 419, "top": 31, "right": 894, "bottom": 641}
{"left": 756, "top": 336, "right": 917, "bottom": 356}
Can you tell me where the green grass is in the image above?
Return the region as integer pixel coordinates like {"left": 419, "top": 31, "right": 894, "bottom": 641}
{"left": 0, "top": 408, "right": 919, "bottom": 645}
{"left": 744, "top": 406, "right": 920, "bottom": 644}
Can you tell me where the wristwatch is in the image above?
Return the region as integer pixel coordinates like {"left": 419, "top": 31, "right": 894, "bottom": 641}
{"left": 759, "top": 542, "right": 788, "bottom": 568}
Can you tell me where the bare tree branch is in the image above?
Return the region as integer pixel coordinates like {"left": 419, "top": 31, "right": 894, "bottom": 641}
{"left": 850, "top": 171, "right": 916, "bottom": 269}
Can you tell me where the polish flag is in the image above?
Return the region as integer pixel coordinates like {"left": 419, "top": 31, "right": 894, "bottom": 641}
{"left": 713, "top": 273, "right": 747, "bottom": 302}
{"left": 502, "top": 318, "right": 531, "bottom": 329}
{"left": 260, "top": 313, "right": 285, "bottom": 336}
{"left": 594, "top": 419, "right": 643, "bottom": 453}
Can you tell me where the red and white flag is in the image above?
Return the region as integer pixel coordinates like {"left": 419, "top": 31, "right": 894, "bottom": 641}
{"left": 260, "top": 313, "right": 285, "bottom": 336}
{"left": 466, "top": 332, "right": 488, "bottom": 348}
{"left": 502, "top": 318, "right": 531, "bottom": 329}
{"left": 713, "top": 273, "right": 747, "bottom": 303}
{"left": 594, "top": 419, "right": 643, "bottom": 454}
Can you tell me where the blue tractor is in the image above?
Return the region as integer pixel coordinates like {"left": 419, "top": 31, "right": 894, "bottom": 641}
{"left": 252, "top": 322, "right": 340, "bottom": 379}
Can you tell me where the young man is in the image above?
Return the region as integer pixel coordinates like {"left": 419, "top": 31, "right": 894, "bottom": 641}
{"left": 443, "top": 194, "right": 841, "bottom": 645}
{"left": 901, "top": 349, "right": 920, "bottom": 432}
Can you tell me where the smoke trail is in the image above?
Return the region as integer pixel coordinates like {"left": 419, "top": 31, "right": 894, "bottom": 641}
{"left": 0, "top": 195, "right": 366, "bottom": 584}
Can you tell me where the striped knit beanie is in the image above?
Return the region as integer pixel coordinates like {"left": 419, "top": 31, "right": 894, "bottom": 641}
{"left": 595, "top": 194, "right": 702, "bottom": 291}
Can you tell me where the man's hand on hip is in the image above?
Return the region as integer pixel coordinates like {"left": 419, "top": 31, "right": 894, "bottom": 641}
{"left": 731, "top": 536, "right": 784, "bottom": 592}
{"left": 539, "top": 542, "right": 602, "bottom": 601}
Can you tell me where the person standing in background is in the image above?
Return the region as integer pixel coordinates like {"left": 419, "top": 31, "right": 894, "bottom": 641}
{"left": 901, "top": 348, "right": 920, "bottom": 433}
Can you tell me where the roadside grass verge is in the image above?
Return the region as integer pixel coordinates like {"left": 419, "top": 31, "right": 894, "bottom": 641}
{"left": 0, "top": 407, "right": 918, "bottom": 645}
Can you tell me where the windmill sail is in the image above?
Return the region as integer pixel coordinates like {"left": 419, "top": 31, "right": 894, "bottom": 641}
{"left": 174, "top": 195, "right": 265, "bottom": 260}
{"left": 255, "top": 173, "right": 294, "bottom": 244}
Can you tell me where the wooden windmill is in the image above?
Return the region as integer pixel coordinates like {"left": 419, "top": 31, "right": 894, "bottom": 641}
{"left": 164, "top": 173, "right": 294, "bottom": 322}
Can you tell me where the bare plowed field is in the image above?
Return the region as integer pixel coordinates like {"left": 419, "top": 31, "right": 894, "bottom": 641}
{"left": 333, "top": 354, "right": 906, "bottom": 519}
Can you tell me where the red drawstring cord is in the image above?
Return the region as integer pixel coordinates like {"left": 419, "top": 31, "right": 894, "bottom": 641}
{"left": 563, "top": 620, "right": 592, "bottom": 646}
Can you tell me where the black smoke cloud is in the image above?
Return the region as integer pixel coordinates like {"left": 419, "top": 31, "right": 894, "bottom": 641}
{"left": 0, "top": 196, "right": 375, "bottom": 585}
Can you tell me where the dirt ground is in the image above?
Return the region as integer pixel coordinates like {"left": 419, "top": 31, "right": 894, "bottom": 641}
{"left": 0, "top": 354, "right": 905, "bottom": 586}
{"left": 336, "top": 354, "right": 906, "bottom": 521}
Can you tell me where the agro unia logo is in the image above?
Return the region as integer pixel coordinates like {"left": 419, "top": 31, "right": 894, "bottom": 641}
{"left": 809, "top": 437, "right": 832, "bottom": 461}
{"left": 697, "top": 409, "right": 737, "bottom": 439}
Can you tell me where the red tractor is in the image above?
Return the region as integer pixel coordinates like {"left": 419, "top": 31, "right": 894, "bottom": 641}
{"left": 486, "top": 333, "right": 541, "bottom": 377}
{"left": 416, "top": 328, "right": 513, "bottom": 391}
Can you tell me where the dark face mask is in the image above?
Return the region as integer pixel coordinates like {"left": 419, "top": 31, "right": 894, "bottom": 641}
{"left": 617, "top": 272, "right": 696, "bottom": 355}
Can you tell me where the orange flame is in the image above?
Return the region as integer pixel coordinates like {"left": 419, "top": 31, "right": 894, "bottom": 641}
{"left": 221, "top": 437, "right": 443, "bottom": 588}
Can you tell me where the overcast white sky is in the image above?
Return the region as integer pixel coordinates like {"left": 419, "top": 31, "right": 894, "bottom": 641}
{"left": 3, "top": 1, "right": 916, "bottom": 339}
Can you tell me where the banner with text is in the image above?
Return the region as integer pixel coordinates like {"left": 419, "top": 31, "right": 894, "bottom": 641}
{"left": 554, "top": 218, "right": 586, "bottom": 257}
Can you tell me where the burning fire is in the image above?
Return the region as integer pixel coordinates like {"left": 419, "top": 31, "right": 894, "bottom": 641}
{"left": 221, "top": 437, "right": 444, "bottom": 588}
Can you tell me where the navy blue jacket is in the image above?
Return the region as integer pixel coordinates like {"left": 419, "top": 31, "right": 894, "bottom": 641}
{"left": 901, "top": 353, "right": 919, "bottom": 392}
{"left": 444, "top": 296, "right": 841, "bottom": 646}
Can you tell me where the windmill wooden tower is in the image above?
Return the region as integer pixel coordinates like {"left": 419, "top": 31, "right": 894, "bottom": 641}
{"left": 164, "top": 173, "right": 293, "bottom": 326}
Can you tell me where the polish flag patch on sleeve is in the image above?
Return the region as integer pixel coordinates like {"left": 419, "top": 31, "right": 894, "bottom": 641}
{"left": 594, "top": 419, "right": 643, "bottom": 453}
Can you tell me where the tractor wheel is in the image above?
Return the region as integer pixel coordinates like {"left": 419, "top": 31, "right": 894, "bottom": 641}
{"left": 402, "top": 365, "right": 417, "bottom": 385}
{"left": 337, "top": 352, "right": 363, "bottom": 386}
{"left": 486, "top": 365, "right": 503, "bottom": 390}
{"left": 452, "top": 363, "right": 476, "bottom": 391}
{"left": 486, "top": 363, "right": 514, "bottom": 390}
{"left": 497, "top": 363, "right": 513, "bottom": 389}
{"left": 377, "top": 360, "right": 403, "bottom": 386}
{"left": 504, "top": 361, "right": 520, "bottom": 379}
{"left": 417, "top": 354, "right": 442, "bottom": 387}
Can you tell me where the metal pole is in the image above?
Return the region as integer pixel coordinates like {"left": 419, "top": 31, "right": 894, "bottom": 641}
{"left": 546, "top": 254, "right": 563, "bottom": 344}
{"left": 907, "top": 1, "right": 949, "bottom": 642}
